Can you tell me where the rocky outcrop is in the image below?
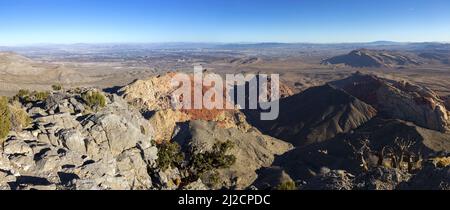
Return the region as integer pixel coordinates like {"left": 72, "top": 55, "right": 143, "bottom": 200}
{"left": 118, "top": 73, "right": 178, "bottom": 111}
{"left": 1, "top": 86, "right": 295, "bottom": 190}
{"left": 0, "top": 90, "right": 159, "bottom": 190}
{"left": 81, "top": 95, "right": 156, "bottom": 157}
{"left": 173, "top": 120, "right": 293, "bottom": 189}
{"left": 330, "top": 73, "right": 450, "bottom": 132}
{"left": 321, "top": 49, "right": 421, "bottom": 68}
{"left": 245, "top": 84, "right": 377, "bottom": 147}
{"left": 145, "top": 108, "right": 251, "bottom": 143}
{"left": 118, "top": 72, "right": 253, "bottom": 142}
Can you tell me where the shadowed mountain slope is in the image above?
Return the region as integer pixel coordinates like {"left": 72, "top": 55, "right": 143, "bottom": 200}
{"left": 245, "top": 84, "right": 377, "bottom": 147}
{"left": 322, "top": 49, "right": 421, "bottom": 68}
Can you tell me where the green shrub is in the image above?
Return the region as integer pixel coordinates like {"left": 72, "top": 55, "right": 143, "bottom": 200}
{"left": 185, "top": 141, "right": 236, "bottom": 188}
{"left": 275, "top": 181, "right": 297, "bottom": 190}
{"left": 155, "top": 140, "right": 236, "bottom": 187}
{"left": 17, "top": 89, "right": 30, "bottom": 98}
{"left": 8, "top": 101, "right": 31, "bottom": 132}
{"left": 12, "top": 89, "right": 49, "bottom": 103}
{"left": 51, "top": 84, "right": 63, "bottom": 91}
{"left": 12, "top": 89, "right": 30, "bottom": 102}
{"left": 157, "top": 141, "right": 185, "bottom": 171}
{"left": 0, "top": 97, "right": 11, "bottom": 142}
{"left": 191, "top": 140, "right": 236, "bottom": 176}
{"left": 33, "top": 91, "right": 50, "bottom": 101}
{"left": 82, "top": 91, "right": 107, "bottom": 110}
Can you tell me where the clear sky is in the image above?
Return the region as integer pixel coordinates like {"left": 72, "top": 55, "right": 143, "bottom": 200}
{"left": 1, "top": 0, "right": 449, "bottom": 45}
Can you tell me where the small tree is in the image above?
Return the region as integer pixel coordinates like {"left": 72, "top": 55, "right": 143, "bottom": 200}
{"left": 188, "top": 140, "right": 236, "bottom": 187}
{"left": 346, "top": 138, "right": 371, "bottom": 172}
{"left": 157, "top": 141, "right": 185, "bottom": 171}
{"left": 375, "top": 137, "right": 419, "bottom": 172}
{"left": 390, "top": 137, "right": 415, "bottom": 170}
{"left": 191, "top": 140, "right": 236, "bottom": 175}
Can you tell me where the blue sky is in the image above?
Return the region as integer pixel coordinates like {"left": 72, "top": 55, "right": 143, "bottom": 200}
{"left": 0, "top": 0, "right": 449, "bottom": 45}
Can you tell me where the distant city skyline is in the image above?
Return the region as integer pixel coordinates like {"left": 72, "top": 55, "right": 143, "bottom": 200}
{"left": 1, "top": 0, "right": 450, "bottom": 45}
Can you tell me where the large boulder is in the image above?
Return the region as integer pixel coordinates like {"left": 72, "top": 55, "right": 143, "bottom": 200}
{"left": 35, "top": 113, "right": 82, "bottom": 130}
{"left": 57, "top": 129, "right": 86, "bottom": 154}
{"left": 81, "top": 95, "right": 155, "bottom": 157}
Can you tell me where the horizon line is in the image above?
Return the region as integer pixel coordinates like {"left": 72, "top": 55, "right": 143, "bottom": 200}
{"left": 1, "top": 40, "right": 450, "bottom": 47}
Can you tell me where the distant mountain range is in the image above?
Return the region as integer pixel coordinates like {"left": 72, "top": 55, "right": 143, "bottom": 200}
{"left": 1, "top": 41, "right": 450, "bottom": 51}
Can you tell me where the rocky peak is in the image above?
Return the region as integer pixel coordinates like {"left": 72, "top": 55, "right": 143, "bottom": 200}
{"left": 322, "top": 49, "right": 421, "bottom": 68}
{"left": 117, "top": 72, "right": 262, "bottom": 142}
{"left": 330, "top": 73, "right": 450, "bottom": 132}
{"left": 244, "top": 84, "right": 377, "bottom": 147}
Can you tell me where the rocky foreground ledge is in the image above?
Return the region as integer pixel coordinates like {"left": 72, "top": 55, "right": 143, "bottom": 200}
{"left": 0, "top": 86, "right": 291, "bottom": 190}
{"left": 0, "top": 89, "right": 161, "bottom": 190}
